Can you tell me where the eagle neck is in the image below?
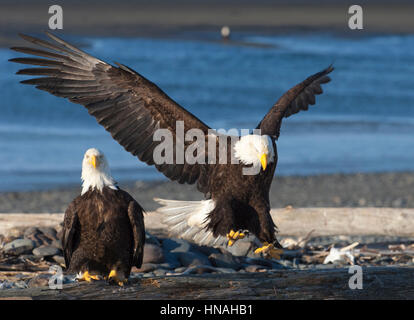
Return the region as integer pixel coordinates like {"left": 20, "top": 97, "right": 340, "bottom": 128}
{"left": 81, "top": 170, "right": 117, "bottom": 195}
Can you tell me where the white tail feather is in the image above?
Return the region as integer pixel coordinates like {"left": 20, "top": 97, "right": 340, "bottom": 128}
{"left": 154, "top": 198, "right": 226, "bottom": 247}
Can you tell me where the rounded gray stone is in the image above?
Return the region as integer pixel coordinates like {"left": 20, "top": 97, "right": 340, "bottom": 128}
{"left": 153, "top": 269, "right": 168, "bottom": 276}
{"left": 225, "top": 239, "right": 253, "bottom": 257}
{"left": 174, "top": 267, "right": 188, "bottom": 273}
{"left": 24, "top": 227, "right": 40, "bottom": 238}
{"left": 142, "top": 272, "right": 155, "bottom": 278}
{"left": 32, "top": 246, "right": 61, "bottom": 257}
{"left": 143, "top": 243, "right": 164, "bottom": 264}
{"left": 178, "top": 252, "right": 211, "bottom": 267}
{"left": 38, "top": 227, "right": 58, "bottom": 240}
{"left": 52, "top": 255, "right": 65, "bottom": 265}
{"left": 50, "top": 239, "right": 62, "bottom": 249}
{"left": 4, "top": 239, "right": 36, "bottom": 255}
{"left": 213, "top": 267, "right": 237, "bottom": 274}
{"left": 209, "top": 252, "right": 242, "bottom": 270}
{"left": 135, "top": 263, "right": 157, "bottom": 273}
{"left": 187, "top": 265, "right": 216, "bottom": 274}
{"left": 245, "top": 264, "right": 269, "bottom": 272}
{"left": 28, "top": 274, "right": 51, "bottom": 288}
{"left": 19, "top": 254, "right": 39, "bottom": 261}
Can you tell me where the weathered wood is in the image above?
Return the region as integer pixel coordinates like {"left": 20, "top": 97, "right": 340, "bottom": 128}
{"left": 271, "top": 207, "right": 414, "bottom": 237}
{"left": 0, "top": 267, "right": 412, "bottom": 300}
{"left": 2, "top": 208, "right": 414, "bottom": 237}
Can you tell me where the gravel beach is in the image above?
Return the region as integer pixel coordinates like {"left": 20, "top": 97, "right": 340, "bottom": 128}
{"left": 1, "top": 222, "right": 413, "bottom": 292}
{"left": 3, "top": 171, "right": 413, "bottom": 291}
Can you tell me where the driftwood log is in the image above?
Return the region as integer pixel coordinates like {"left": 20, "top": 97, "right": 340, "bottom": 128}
{"left": 0, "top": 267, "right": 413, "bottom": 300}
{"left": 1, "top": 208, "right": 414, "bottom": 237}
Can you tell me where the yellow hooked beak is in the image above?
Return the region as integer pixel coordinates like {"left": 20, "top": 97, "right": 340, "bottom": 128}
{"left": 259, "top": 153, "right": 267, "bottom": 171}
{"left": 90, "top": 155, "right": 98, "bottom": 169}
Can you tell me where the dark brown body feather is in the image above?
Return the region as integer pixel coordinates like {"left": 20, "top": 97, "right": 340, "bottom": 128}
{"left": 62, "top": 187, "right": 145, "bottom": 276}
{"left": 11, "top": 33, "right": 332, "bottom": 246}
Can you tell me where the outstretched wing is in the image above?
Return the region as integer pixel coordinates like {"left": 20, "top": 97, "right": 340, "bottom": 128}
{"left": 127, "top": 200, "right": 146, "bottom": 268}
{"left": 10, "top": 32, "right": 215, "bottom": 192}
{"left": 257, "top": 66, "right": 333, "bottom": 139}
{"left": 61, "top": 200, "right": 80, "bottom": 269}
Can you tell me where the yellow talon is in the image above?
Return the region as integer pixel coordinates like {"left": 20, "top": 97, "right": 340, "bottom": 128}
{"left": 226, "top": 229, "right": 246, "bottom": 246}
{"left": 254, "top": 242, "right": 284, "bottom": 259}
{"left": 108, "top": 270, "right": 117, "bottom": 279}
{"left": 118, "top": 280, "right": 128, "bottom": 287}
{"left": 107, "top": 269, "right": 127, "bottom": 286}
{"left": 77, "top": 271, "right": 100, "bottom": 283}
{"left": 254, "top": 242, "right": 270, "bottom": 254}
{"left": 84, "top": 271, "right": 92, "bottom": 282}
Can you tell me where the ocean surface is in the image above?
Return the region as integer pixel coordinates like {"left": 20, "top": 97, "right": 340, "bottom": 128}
{"left": 1, "top": 32, "right": 414, "bottom": 191}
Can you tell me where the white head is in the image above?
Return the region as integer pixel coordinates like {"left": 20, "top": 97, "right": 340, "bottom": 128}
{"left": 81, "top": 148, "right": 117, "bottom": 195}
{"left": 234, "top": 135, "right": 275, "bottom": 171}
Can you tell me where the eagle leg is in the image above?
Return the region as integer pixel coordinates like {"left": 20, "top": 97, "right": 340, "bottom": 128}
{"left": 107, "top": 269, "right": 127, "bottom": 287}
{"left": 254, "top": 242, "right": 284, "bottom": 259}
{"left": 226, "top": 229, "right": 247, "bottom": 246}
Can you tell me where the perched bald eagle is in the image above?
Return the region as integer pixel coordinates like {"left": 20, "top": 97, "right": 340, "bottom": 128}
{"left": 11, "top": 33, "right": 332, "bottom": 257}
{"left": 61, "top": 148, "right": 145, "bottom": 285}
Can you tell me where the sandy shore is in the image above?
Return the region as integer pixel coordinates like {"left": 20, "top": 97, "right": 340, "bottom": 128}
{"left": 1, "top": 172, "right": 413, "bottom": 213}
{"left": 1, "top": 0, "right": 413, "bottom": 47}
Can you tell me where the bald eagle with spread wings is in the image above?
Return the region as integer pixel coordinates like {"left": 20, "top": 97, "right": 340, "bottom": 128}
{"left": 11, "top": 33, "right": 333, "bottom": 257}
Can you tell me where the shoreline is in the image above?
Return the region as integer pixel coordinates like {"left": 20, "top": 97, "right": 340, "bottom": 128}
{"left": 1, "top": 171, "right": 414, "bottom": 213}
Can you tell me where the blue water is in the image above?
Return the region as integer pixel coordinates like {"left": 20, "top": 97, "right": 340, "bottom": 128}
{"left": 1, "top": 32, "right": 414, "bottom": 191}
